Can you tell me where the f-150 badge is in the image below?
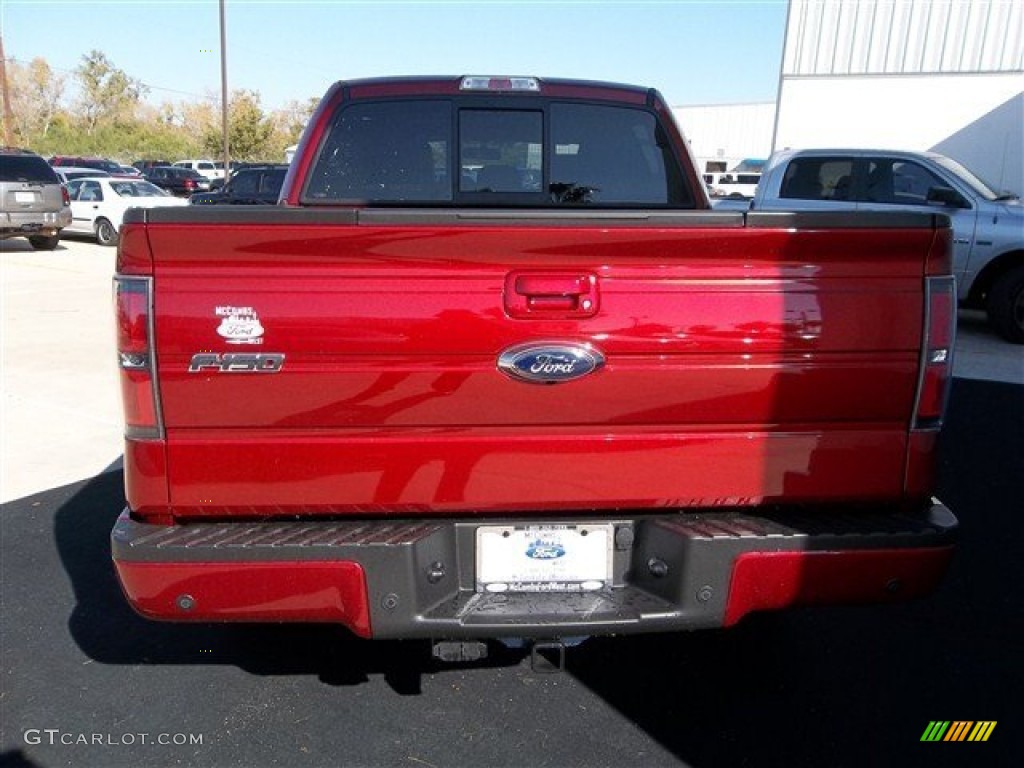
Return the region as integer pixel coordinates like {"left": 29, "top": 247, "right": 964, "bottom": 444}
{"left": 497, "top": 342, "right": 605, "bottom": 384}
{"left": 189, "top": 353, "right": 284, "bottom": 373}
{"left": 215, "top": 305, "right": 264, "bottom": 345}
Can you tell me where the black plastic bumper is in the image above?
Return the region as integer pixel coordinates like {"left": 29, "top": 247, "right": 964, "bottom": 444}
{"left": 112, "top": 501, "right": 957, "bottom": 639}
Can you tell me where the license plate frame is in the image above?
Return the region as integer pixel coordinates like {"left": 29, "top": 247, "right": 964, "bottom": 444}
{"left": 475, "top": 523, "right": 613, "bottom": 593}
{"left": 14, "top": 191, "right": 37, "bottom": 204}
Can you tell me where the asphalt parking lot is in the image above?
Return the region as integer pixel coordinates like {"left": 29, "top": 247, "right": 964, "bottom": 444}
{"left": 2, "top": 236, "right": 1022, "bottom": 768}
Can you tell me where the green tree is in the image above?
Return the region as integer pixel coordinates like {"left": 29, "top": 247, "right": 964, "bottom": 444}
{"left": 203, "top": 89, "right": 275, "bottom": 162}
{"left": 2, "top": 54, "right": 318, "bottom": 163}
{"left": 75, "top": 50, "right": 148, "bottom": 134}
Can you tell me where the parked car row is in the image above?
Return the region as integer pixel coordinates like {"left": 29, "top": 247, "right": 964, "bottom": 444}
{"left": 3, "top": 149, "right": 293, "bottom": 252}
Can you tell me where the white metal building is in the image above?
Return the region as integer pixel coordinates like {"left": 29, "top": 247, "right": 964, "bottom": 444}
{"left": 672, "top": 102, "right": 777, "bottom": 176}
{"left": 675, "top": 0, "right": 1024, "bottom": 195}
{"left": 774, "top": 0, "right": 1024, "bottom": 195}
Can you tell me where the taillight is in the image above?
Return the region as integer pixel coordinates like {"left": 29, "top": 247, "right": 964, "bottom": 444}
{"left": 905, "top": 225, "right": 955, "bottom": 496}
{"left": 184, "top": 178, "right": 196, "bottom": 191}
{"left": 61, "top": 185, "right": 71, "bottom": 206}
{"left": 115, "top": 276, "right": 163, "bottom": 439}
{"left": 913, "top": 275, "right": 956, "bottom": 428}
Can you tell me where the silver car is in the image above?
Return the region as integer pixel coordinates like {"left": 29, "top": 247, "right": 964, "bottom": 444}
{"left": 747, "top": 148, "right": 1024, "bottom": 343}
{"left": 1, "top": 148, "right": 72, "bottom": 250}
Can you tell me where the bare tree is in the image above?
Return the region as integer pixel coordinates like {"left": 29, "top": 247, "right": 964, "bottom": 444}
{"left": 5, "top": 57, "right": 66, "bottom": 144}
{"left": 272, "top": 96, "right": 319, "bottom": 146}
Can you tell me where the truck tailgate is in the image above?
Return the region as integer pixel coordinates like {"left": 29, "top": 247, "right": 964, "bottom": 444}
{"left": 146, "top": 210, "right": 933, "bottom": 516}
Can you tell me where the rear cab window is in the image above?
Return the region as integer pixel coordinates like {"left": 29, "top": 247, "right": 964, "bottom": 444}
{"left": 303, "top": 95, "right": 692, "bottom": 207}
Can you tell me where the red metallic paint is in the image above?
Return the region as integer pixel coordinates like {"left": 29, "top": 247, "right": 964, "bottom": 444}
{"left": 904, "top": 431, "right": 939, "bottom": 499}
{"left": 115, "top": 223, "right": 154, "bottom": 275}
{"left": 723, "top": 547, "right": 955, "bottom": 627}
{"left": 137, "top": 222, "right": 934, "bottom": 516}
{"left": 162, "top": 427, "right": 910, "bottom": 516}
{"left": 123, "top": 439, "right": 170, "bottom": 519}
{"left": 114, "top": 560, "right": 372, "bottom": 637}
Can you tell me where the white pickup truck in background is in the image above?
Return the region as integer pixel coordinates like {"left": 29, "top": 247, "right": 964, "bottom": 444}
{"left": 172, "top": 159, "right": 226, "bottom": 182}
{"left": 703, "top": 172, "right": 761, "bottom": 199}
{"left": 716, "top": 148, "right": 1024, "bottom": 343}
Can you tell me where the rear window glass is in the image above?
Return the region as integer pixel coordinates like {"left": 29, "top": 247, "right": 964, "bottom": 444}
{"left": 460, "top": 110, "right": 542, "bottom": 194}
{"left": 305, "top": 98, "right": 689, "bottom": 207}
{"left": 549, "top": 103, "right": 680, "bottom": 205}
{"left": 1, "top": 156, "right": 58, "bottom": 183}
{"left": 306, "top": 100, "right": 451, "bottom": 203}
{"left": 111, "top": 181, "right": 166, "bottom": 197}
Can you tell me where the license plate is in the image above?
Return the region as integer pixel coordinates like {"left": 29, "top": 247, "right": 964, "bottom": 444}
{"left": 14, "top": 191, "right": 37, "bottom": 204}
{"left": 475, "top": 524, "right": 612, "bottom": 593}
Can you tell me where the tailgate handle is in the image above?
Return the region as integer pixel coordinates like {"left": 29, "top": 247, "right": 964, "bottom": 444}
{"left": 506, "top": 272, "right": 599, "bottom": 318}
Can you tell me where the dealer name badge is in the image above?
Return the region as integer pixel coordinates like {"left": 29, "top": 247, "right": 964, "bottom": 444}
{"left": 215, "top": 306, "right": 264, "bottom": 345}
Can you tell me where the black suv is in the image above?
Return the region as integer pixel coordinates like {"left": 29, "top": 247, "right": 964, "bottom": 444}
{"left": 1, "top": 147, "right": 72, "bottom": 250}
{"left": 189, "top": 164, "right": 288, "bottom": 205}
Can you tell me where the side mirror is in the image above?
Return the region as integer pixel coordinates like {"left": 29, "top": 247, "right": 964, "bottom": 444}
{"left": 927, "top": 186, "right": 969, "bottom": 208}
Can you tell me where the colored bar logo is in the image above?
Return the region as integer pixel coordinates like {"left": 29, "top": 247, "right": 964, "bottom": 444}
{"left": 921, "top": 721, "right": 997, "bottom": 742}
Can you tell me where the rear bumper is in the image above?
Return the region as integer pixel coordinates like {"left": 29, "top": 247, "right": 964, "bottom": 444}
{"left": 1, "top": 208, "right": 71, "bottom": 233}
{"left": 111, "top": 501, "right": 957, "bottom": 640}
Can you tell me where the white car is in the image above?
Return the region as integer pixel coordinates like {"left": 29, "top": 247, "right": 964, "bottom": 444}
{"left": 64, "top": 177, "right": 188, "bottom": 246}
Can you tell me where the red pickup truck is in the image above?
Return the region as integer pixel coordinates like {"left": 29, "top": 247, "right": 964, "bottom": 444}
{"left": 111, "top": 76, "right": 957, "bottom": 658}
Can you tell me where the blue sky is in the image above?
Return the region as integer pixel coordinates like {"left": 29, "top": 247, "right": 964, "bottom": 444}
{"left": 1, "top": 0, "right": 789, "bottom": 111}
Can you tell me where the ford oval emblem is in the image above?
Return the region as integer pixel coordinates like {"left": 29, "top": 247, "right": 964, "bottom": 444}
{"left": 497, "top": 342, "right": 605, "bottom": 385}
{"left": 526, "top": 539, "right": 566, "bottom": 560}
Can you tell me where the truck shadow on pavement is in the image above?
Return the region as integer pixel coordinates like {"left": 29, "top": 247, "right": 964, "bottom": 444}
{"left": 50, "top": 469, "right": 523, "bottom": 696}
{"left": 47, "top": 378, "right": 1024, "bottom": 764}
